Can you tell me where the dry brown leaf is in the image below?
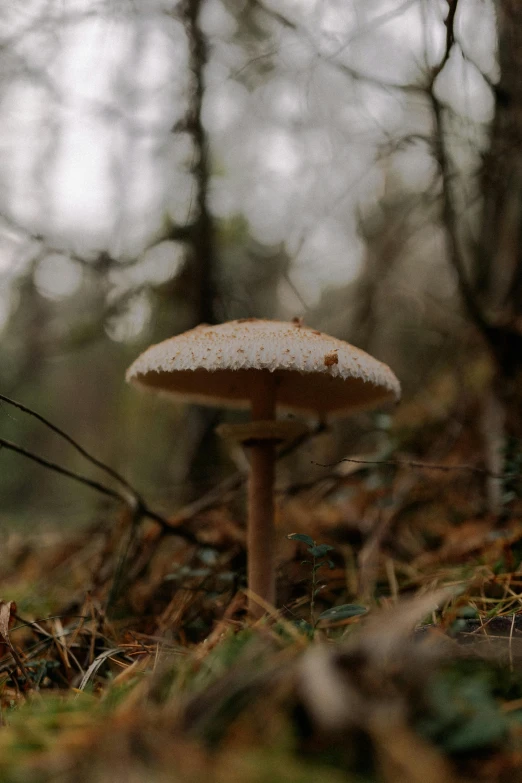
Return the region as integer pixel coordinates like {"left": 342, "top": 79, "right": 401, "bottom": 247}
{"left": 0, "top": 600, "right": 13, "bottom": 632}
{"left": 0, "top": 599, "right": 29, "bottom": 683}
{"left": 0, "top": 600, "right": 16, "bottom": 658}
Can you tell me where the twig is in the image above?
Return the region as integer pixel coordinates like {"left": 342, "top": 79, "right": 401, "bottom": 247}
{"left": 0, "top": 392, "right": 136, "bottom": 497}
{"left": 427, "top": 0, "right": 491, "bottom": 337}
{"left": 429, "top": 92, "right": 489, "bottom": 334}
{"left": 438, "top": 0, "right": 459, "bottom": 77}
{"left": 251, "top": 0, "right": 426, "bottom": 96}
{"left": 313, "top": 456, "right": 504, "bottom": 478}
{"left": 0, "top": 211, "right": 192, "bottom": 270}
{"left": 0, "top": 437, "right": 125, "bottom": 503}
{"left": 0, "top": 436, "right": 197, "bottom": 542}
{"left": 0, "top": 394, "right": 315, "bottom": 544}
{"left": 0, "top": 392, "right": 200, "bottom": 539}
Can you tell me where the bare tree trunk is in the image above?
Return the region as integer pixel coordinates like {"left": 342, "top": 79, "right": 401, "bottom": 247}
{"left": 177, "top": 0, "right": 218, "bottom": 327}
{"left": 469, "top": 2, "right": 522, "bottom": 503}
{"left": 162, "top": 1, "right": 221, "bottom": 501}
{"left": 428, "top": 1, "right": 522, "bottom": 507}
{"left": 478, "top": 1, "right": 522, "bottom": 318}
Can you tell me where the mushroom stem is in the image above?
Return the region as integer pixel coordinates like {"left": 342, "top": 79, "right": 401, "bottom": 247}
{"left": 246, "top": 372, "right": 277, "bottom": 617}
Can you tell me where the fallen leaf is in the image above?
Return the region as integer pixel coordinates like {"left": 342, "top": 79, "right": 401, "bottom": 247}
{"left": 0, "top": 599, "right": 29, "bottom": 683}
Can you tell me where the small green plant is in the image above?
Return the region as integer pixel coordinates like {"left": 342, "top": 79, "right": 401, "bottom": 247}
{"left": 287, "top": 533, "right": 336, "bottom": 630}
{"left": 288, "top": 533, "right": 368, "bottom": 635}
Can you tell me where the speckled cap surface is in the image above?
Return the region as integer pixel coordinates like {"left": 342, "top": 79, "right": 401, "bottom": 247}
{"left": 126, "top": 319, "right": 400, "bottom": 415}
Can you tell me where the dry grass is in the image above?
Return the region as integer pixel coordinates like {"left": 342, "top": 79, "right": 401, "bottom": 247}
{"left": 2, "top": 396, "right": 522, "bottom": 782}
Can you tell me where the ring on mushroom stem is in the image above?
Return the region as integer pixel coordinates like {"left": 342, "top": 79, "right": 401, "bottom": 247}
{"left": 126, "top": 318, "right": 401, "bottom": 619}
{"left": 215, "top": 420, "right": 308, "bottom": 445}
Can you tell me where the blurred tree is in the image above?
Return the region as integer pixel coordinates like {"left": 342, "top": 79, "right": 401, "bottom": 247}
{"left": 426, "top": 0, "right": 522, "bottom": 493}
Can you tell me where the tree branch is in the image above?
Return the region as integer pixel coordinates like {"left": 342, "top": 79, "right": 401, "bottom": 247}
{"left": 0, "top": 427, "right": 197, "bottom": 543}
{"left": 313, "top": 456, "right": 504, "bottom": 478}
{"left": 250, "top": 0, "right": 426, "bottom": 95}
{"left": 0, "top": 393, "right": 136, "bottom": 498}
{"left": 427, "top": 0, "right": 491, "bottom": 337}
{"left": 0, "top": 212, "right": 193, "bottom": 271}
{"left": 429, "top": 93, "right": 490, "bottom": 334}
{"left": 174, "top": 0, "right": 218, "bottom": 325}
{"left": 0, "top": 437, "right": 125, "bottom": 504}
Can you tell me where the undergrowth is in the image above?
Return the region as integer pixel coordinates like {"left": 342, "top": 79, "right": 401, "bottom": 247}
{"left": 2, "top": 400, "right": 522, "bottom": 781}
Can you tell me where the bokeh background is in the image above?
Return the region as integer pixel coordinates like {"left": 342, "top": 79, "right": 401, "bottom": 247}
{"left": 0, "top": 0, "right": 514, "bottom": 532}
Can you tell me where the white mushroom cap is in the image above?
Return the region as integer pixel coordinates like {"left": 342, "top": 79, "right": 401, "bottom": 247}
{"left": 126, "top": 319, "right": 400, "bottom": 416}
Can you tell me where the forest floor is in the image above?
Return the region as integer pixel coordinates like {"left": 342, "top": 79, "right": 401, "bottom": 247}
{"left": 2, "top": 375, "right": 522, "bottom": 782}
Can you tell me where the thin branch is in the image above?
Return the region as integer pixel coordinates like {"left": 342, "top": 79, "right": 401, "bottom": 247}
{"left": 313, "top": 456, "right": 504, "bottom": 478}
{"left": 439, "top": 0, "right": 459, "bottom": 77}
{"left": 250, "top": 0, "right": 426, "bottom": 96}
{"left": 430, "top": 95, "right": 489, "bottom": 332}
{"left": 0, "top": 436, "right": 198, "bottom": 543}
{"left": 0, "top": 392, "right": 200, "bottom": 540}
{"left": 323, "top": 0, "right": 419, "bottom": 62}
{"left": 0, "top": 437, "right": 124, "bottom": 503}
{"left": 0, "top": 393, "right": 136, "bottom": 499}
{"left": 427, "top": 0, "right": 491, "bottom": 336}
{"left": 0, "top": 212, "right": 192, "bottom": 271}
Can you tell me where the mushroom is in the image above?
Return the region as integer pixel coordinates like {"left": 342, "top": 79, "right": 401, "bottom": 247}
{"left": 126, "top": 318, "right": 400, "bottom": 617}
